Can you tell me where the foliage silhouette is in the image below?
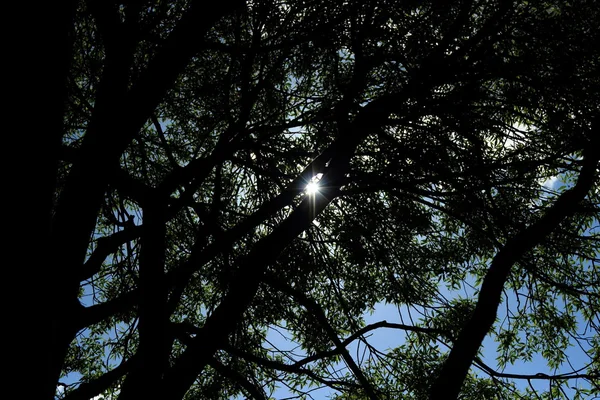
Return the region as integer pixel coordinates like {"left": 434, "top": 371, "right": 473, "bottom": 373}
{"left": 23, "top": 0, "right": 600, "bottom": 399}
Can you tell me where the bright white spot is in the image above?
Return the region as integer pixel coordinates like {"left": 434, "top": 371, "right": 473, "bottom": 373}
{"left": 306, "top": 181, "right": 320, "bottom": 195}
{"left": 305, "top": 173, "right": 323, "bottom": 195}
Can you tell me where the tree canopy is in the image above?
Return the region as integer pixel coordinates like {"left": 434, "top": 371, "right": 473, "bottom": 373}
{"left": 24, "top": 0, "right": 599, "bottom": 399}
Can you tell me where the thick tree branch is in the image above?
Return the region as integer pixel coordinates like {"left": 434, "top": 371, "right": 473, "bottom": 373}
{"left": 80, "top": 226, "right": 143, "bottom": 281}
{"left": 21, "top": 2, "right": 78, "bottom": 398}
{"left": 118, "top": 204, "right": 170, "bottom": 399}
{"left": 87, "top": 0, "right": 126, "bottom": 55}
{"left": 62, "top": 356, "right": 136, "bottom": 400}
{"left": 429, "top": 140, "right": 599, "bottom": 400}
{"left": 78, "top": 290, "right": 138, "bottom": 329}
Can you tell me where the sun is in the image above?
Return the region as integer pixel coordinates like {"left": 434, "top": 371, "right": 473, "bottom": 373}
{"left": 305, "top": 173, "right": 323, "bottom": 195}
{"left": 306, "top": 181, "right": 320, "bottom": 195}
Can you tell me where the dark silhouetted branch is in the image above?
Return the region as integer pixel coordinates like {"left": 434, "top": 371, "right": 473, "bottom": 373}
{"left": 208, "top": 358, "right": 267, "bottom": 400}
{"left": 63, "top": 356, "right": 136, "bottom": 400}
{"left": 80, "top": 226, "right": 142, "bottom": 281}
{"left": 265, "top": 276, "right": 380, "bottom": 400}
{"left": 430, "top": 139, "right": 599, "bottom": 400}
{"left": 223, "top": 346, "right": 361, "bottom": 391}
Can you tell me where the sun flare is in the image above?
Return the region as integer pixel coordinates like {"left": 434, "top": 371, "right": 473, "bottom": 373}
{"left": 306, "top": 181, "right": 320, "bottom": 195}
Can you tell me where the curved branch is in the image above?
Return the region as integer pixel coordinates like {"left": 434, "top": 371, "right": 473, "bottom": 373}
{"left": 429, "top": 142, "right": 600, "bottom": 399}
{"left": 63, "top": 356, "right": 136, "bottom": 400}
{"left": 223, "top": 346, "right": 361, "bottom": 391}
{"left": 473, "top": 357, "right": 600, "bottom": 382}
{"left": 78, "top": 290, "right": 138, "bottom": 329}
{"left": 265, "top": 276, "right": 379, "bottom": 400}
{"left": 172, "top": 322, "right": 361, "bottom": 391}
{"left": 342, "top": 320, "right": 451, "bottom": 346}
{"left": 80, "top": 226, "right": 143, "bottom": 281}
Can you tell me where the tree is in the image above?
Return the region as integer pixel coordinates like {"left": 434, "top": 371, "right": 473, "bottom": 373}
{"left": 21, "top": 0, "right": 599, "bottom": 399}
